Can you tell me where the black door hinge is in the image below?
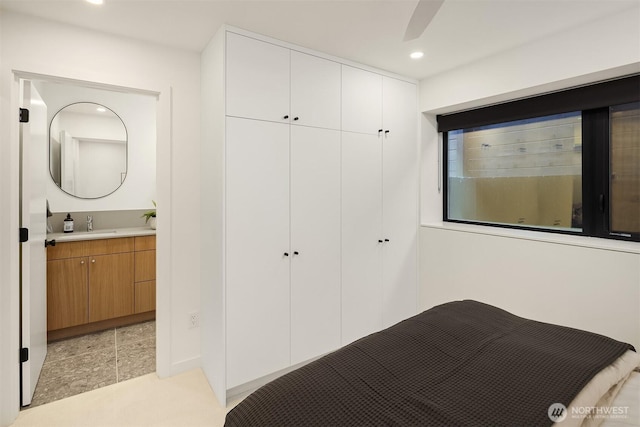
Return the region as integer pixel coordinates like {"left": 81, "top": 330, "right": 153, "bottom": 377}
{"left": 19, "top": 108, "right": 29, "bottom": 123}
{"left": 19, "top": 228, "right": 29, "bottom": 243}
{"left": 20, "top": 348, "right": 29, "bottom": 363}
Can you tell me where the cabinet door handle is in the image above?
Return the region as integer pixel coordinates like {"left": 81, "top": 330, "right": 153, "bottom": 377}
{"left": 293, "top": 251, "right": 299, "bottom": 256}
{"left": 283, "top": 252, "right": 289, "bottom": 257}
{"left": 378, "top": 240, "right": 383, "bottom": 243}
{"left": 293, "top": 117, "right": 299, "bottom": 121}
{"left": 44, "top": 239, "right": 56, "bottom": 247}
{"left": 384, "top": 130, "right": 390, "bottom": 135}
{"left": 378, "top": 129, "right": 383, "bottom": 135}
{"left": 283, "top": 115, "right": 289, "bottom": 120}
{"left": 384, "top": 239, "right": 390, "bottom": 242}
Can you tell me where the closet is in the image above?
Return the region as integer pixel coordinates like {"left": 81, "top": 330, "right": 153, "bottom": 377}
{"left": 201, "top": 28, "right": 418, "bottom": 403}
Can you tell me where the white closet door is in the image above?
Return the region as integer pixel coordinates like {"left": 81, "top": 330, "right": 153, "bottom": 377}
{"left": 381, "top": 77, "right": 418, "bottom": 328}
{"left": 226, "top": 32, "right": 290, "bottom": 123}
{"left": 226, "top": 117, "right": 291, "bottom": 388}
{"left": 341, "top": 131, "right": 383, "bottom": 345}
{"left": 290, "top": 126, "right": 341, "bottom": 364}
{"left": 341, "top": 65, "right": 382, "bottom": 135}
{"left": 290, "top": 51, "right": 341, "bottom": 130}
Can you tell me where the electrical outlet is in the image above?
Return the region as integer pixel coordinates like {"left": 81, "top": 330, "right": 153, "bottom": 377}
{"left": 189, "top": 312, "right": 200, "bottom": 329}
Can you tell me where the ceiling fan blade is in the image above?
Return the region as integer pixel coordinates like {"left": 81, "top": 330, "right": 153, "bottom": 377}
{"left": 403, "top": 0, "right": 445, "bottom": 41}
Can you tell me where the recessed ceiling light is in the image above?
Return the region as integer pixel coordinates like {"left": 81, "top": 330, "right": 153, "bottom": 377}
{"left": 86, "top": 0, "right": 104, "bottom": 5}
{"left": 410, "top": 51, "right": 424, "bottom": 60}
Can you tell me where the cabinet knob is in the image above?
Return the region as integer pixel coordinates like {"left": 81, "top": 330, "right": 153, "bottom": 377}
{"left": 283, "top": 115, "right": 289, "bottom": 120}
{"left": 293, "top": 251, "right": 299, "bottom": 256}
{"left": 284, "top": 252, "right": 289, "bottom": 257}
{"left": 80, "top": 260, "right": 85, "bottom": 265}
{"left": 293, "top": 117, "right": 299, "bottom": 121}
{"left": 378, "top": 239, "right": 383, "bottom": 243}
{"left": 91, "top": 259, "right": 96, "bottom": 263}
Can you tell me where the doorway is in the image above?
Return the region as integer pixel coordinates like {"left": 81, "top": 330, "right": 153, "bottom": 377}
{"left": 18, "top": 75, "right": 161, "bottom": 408}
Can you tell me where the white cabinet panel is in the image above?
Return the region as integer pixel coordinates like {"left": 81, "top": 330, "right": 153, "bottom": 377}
{"left": 290, "top": 51, "right": 341, "bottom": 130}
{"left": 382, "top": 77, "right": 418, "bottom": 328}
{"left": 290, "top": 126, "right": 341, "bottom": 364}
{"left": 225, "top": 117, "right": 290, "bottom": 388}
{"left": 341, "top": 65, "right": 382, "bottom": 135}
{"left": 226, "top": 32, "right": 290, "bottom": 123}
{"left": 341, "top": 131, "right": 383, "bottom": 345}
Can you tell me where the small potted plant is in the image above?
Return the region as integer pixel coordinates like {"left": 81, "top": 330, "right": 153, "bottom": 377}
{"left": 142, "top": 200, "right": 157, "bottom": 229}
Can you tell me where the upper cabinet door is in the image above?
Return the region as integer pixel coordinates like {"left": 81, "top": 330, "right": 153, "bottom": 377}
{"left": 341, "top": 65, "right": 382, "bottom": 135}
{"left": 226, "top": 32, "right": 290, "bottom": 123}
{"left": 290, "top": 51, "right": 341, "bottom": 130}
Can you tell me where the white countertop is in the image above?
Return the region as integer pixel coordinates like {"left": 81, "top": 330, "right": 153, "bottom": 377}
{"left": 47, "top": 226, "right": 156, "bottom": 242}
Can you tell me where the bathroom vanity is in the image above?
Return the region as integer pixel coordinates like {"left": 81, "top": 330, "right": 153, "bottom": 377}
{"left": 45, "top": 228, "right": 156, "bottom": 341}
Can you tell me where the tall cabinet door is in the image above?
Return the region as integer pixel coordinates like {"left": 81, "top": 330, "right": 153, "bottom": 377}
{"left": 226, "top": 117, "right": 291, "bottom": 388}
{"left": 341, "top": 65, "right": 382, "bottom": 135}
{"left": 226, "top": 32, "right": 290, "bottom": 123}
{"left": 290, "top": 51, "right": 341, "bottom": 130}
{"left": 290, "top": 126, "right": 341, "bottom": 364}
{"left": 382, "top": 77, "right": 418, "bottom": 328}
{"left": 341, "top": 131, "right": 383, "bottom": 345}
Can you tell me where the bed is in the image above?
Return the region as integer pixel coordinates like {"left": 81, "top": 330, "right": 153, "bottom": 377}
{"left": 225, "top": 300, "right": 639, "bottom": 427}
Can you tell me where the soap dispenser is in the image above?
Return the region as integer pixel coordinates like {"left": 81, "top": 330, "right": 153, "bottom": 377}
{"left": 63, "top": 213, "right": 74, "bottom": 233}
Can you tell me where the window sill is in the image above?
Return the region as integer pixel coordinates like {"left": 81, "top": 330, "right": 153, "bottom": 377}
{"left": 420, "top": 222, "right": 640, "bottom": 255}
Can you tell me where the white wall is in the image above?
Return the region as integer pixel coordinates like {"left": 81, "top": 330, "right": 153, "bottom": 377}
{"left": 419, "top": 5, "right": 640, "bottom": 115}
{"left": 0, "top": 11, "right": 201, "bottom": 426}
{"left": 419, "top": 226, "right": 640, "bottom": 349}
{"left": 39, "top": 82, "right": 156, "bottom": 211}
{"left": 419, "top": 5, "right": 640, "bottom": 349}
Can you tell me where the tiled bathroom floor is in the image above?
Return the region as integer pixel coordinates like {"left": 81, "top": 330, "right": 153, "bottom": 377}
{"left": 27, "top": 320, "right": 156, "bottom": 408}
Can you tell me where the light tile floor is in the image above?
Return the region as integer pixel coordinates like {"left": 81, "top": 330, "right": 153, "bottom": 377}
{"left": 12, "top": 369, "right": 236, "bottom": 427}
{"left": 27, "top": 320, "right": 156, "bottom": 408}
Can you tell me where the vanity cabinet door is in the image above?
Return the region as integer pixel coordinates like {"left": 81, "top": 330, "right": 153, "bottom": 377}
{"left": 47, "top": 257, "right": 88, "bottom": 331}
{"left": 88, "top": 253, "right": 134, "bottom": 322}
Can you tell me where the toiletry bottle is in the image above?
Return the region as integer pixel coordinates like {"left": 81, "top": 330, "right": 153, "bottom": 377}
{"left": 63, "top": 213, "right": 74, "bottom": 233}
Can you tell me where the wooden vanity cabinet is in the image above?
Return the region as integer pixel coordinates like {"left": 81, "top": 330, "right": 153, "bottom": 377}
{"left": 134, "top": 236, "right": 156, "bottom": 313}
{"left": 47, "top": 236, "right": 155, "bottom": 335}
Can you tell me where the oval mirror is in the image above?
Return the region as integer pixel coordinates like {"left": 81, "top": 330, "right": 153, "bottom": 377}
{"left": 49, "top": 102, "right": 128, "bottom": 199}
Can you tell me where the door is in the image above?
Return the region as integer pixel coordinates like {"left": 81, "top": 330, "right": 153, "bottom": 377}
{"left": 341, "top": 65, "right": 382, "bottom": 135}
{"left": 290, "top": 126, "right": 341, "bottom": 364}
{"left": 382, "top": 77, "right": 418, "bottom": 328}
{"left": 290, "top": 51, "right": 341, "bottom": 130}
{"left": 226, "top": 32, "right": 290, "bottom": 123}
{"left": 225, "top": 117, "right": 290, "bottom": 388}
{"left": 341, "top": 131, "right": 383, "bottom": 345}
{"left": 88, "top": 253, "right": 134, "bottom": 322}
{"left": 47, "top": 258, "right": 88, "bottom": 330}
{"left": 20, "top": 80, "right": 48, "bottom": 406}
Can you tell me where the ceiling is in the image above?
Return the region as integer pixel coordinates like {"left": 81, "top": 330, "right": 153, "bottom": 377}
{"left": 0, "top": 0, "right": 637, "bottom": 80}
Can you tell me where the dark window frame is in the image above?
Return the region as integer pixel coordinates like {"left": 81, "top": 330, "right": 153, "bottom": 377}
{"left": 438, "top": 75, "right": 640, "bottom": 242}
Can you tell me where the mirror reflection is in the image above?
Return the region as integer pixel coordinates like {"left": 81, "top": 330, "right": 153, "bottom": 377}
{"left": 49, "top": 102, "right": 127, "bottom": 199}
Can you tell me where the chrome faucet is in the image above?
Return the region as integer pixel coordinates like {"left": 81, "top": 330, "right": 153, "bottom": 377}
{"left": 87, "top": 215, "right": 93, "bottom": 232}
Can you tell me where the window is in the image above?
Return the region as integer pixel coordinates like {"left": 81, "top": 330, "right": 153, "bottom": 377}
{"left": 439, "top": 75, "right": 639, "bottom": 242}
{"left": 609, "top": 102, "right": 640, "bottom": 236}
